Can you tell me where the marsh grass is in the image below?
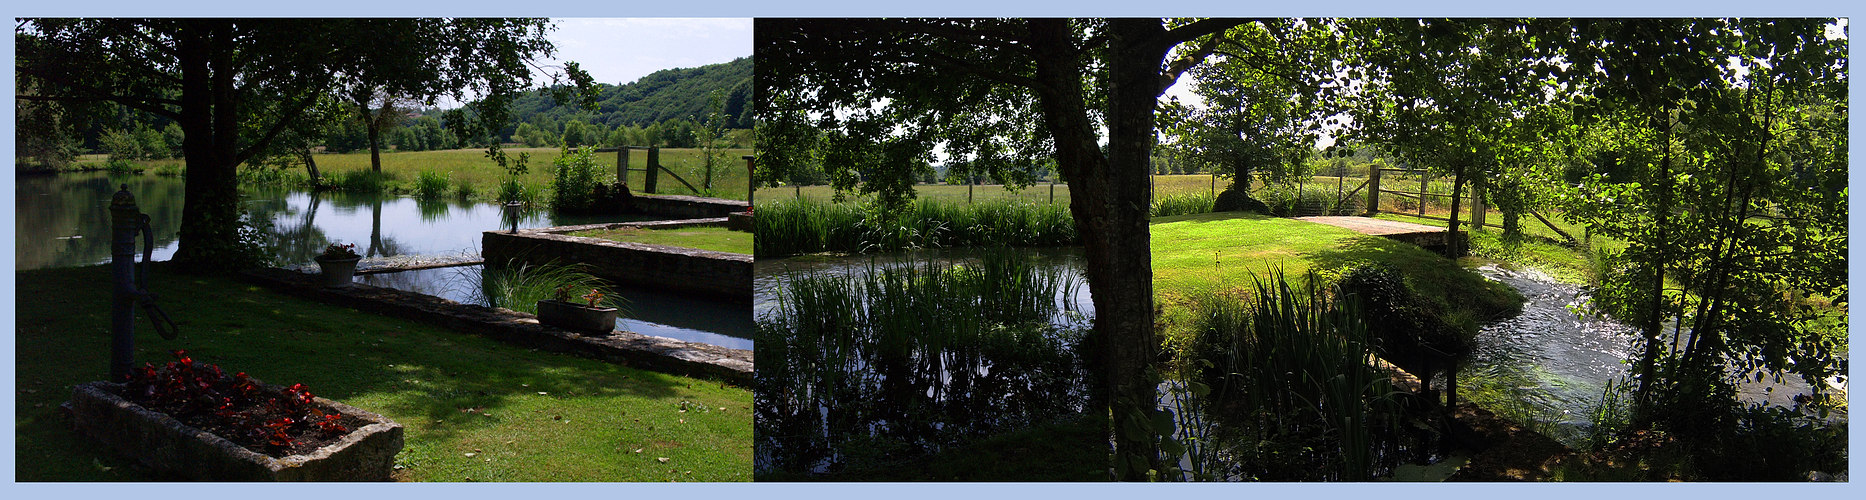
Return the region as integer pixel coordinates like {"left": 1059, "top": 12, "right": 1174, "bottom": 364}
{"left": 753, "top": 197, "right": 1077, "bottom": 257}
{"left": 415, "top": 170, "right": 450, "bottom": 199}
{"left": 1175, "top": 270, "right": 1407, "bottom": 481}
{"left": 755, "top": 249, "right": 1089, "bottom": 477}
{"left": 471, "top": 260, "right": 627, "bottom": 316}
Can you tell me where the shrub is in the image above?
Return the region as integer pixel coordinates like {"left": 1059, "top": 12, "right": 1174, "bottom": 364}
{"left": 415, "top": 170, "right": 450, "bottom": 199}
{"left": 1212, "top": 188, "right": 1268, "bottom": 214}
{"left": 550, "top": 147, "right": 612, "bottom": 212}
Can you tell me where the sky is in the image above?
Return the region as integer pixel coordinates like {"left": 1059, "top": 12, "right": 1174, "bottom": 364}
{"left": 539, "top": 18, "right": 752, "bottom": 87}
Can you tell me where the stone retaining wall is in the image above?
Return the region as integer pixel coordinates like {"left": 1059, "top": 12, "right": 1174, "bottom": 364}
{"left": 632, "top": 194, "right": 750, "bottom": 219}
{"left": 238, "top": 268, "right": 752, "bottom": 385}
{"left": 483, "top": 224, "right": 750, "bottom": 301}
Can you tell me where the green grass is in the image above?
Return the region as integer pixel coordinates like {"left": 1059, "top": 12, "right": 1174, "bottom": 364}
{"left": 753, "top": 197, "right": 1076, "bottom": 257}
{"left": 568, "top": 225, "right": 752, "bottom": 255}
{"left": 104, "top": 147, "right": 753, "bottom": 201}
{"left": 15, "top": 264, "right": 750, "bottom": 482}
{"left": 1149, "top": 212, "right": 1522, "bottom": 346}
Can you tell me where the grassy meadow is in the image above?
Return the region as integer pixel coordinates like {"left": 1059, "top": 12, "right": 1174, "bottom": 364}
{"left": 114, "top": 146, "right": 755, "bottom": 201}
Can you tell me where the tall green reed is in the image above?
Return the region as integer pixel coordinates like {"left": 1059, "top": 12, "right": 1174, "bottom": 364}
{"left": 753, "top": 197, "right": 1078, "bottom": 258}
{"left": 1178, "top": 270, "right": 1404, "bottom": 481}
{"left": 755, "top": 248, "right": 1088, "bottom": 475}
{"left": 471, "top": 260, "right": 625, "bottom": 316}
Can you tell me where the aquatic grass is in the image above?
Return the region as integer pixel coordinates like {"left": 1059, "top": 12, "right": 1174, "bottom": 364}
{"left": 1177, "top": 270, "right": 1406, "bottom": 481}
{"left": 334, "top": 169, "right": 397, "bottom": 194}
{"left": 753, "top": 197, "right": 1078, "bottom": 258}
{"left": 149, "top": 163, "right": 185, "bottom": 177}
{"left": 452, "top": 179, "right": 478, "bottom": 201}
{"left": 1151, "top": 192, "right": 1217, "bottom": 217}
{"left": 414, "top": 169, "right": 450, "bottom": 199}
{"left": 471, "top": 260, "right": 627, "bottom": 316}
{"left": 755, "top": 249, "right": 1089, "bottom": 477}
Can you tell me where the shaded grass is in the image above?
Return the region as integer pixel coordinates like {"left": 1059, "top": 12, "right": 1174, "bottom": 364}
{"left": 14, "top": 264, "right": 750, "bottom": 481}
{"left": 568, "top": 225, "right": 752, "bottom": 255}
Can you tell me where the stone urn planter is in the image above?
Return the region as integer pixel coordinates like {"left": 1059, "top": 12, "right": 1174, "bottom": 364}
{"left": 536, "top": 299, "right": 619, "bottom": 334}
{"left": 66, "top": 381, "right": 404, "bottom": 481}
{"left": 314, "top": 243, "right": 362, "bottom": 288}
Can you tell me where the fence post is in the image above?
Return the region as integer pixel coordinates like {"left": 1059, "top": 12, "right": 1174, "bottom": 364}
{"left": 1470, "top": 179, "right": 1487, "bottom": 229}
{"left": 616, "top": 148, "right": 630, "bottom": 189}
{"left": 1366, "top": 167, "right": 1382, "bottom": 215}
{"left": 1419, "top": 171, "right": 1428, "bottom": 217}
{"left": 743, "top": 155, "right": 756, "bottom": 203}
{"left": 645, "top": 147, "right": 660, "bottom": 194}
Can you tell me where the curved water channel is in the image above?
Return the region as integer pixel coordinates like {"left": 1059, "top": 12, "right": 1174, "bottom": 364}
{"left": 16, "top": 172, "right": 751, "bottom": 349}
{"left": 1465, "top": 264, "right": 1847, "bottom": 445}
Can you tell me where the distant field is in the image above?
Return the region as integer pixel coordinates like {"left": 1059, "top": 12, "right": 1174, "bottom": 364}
{"left": 119, "top": 147, "right": 754, "bottom": 201}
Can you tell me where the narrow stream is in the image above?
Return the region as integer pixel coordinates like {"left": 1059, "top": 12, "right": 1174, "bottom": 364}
{"left": 1465, "top": 264, "right": 1847, "bottom": 445}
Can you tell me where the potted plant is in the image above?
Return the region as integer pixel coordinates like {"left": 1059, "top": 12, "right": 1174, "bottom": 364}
{"left": 314, "top": 243, "right": 361, "bottom": 288}
{"left": 536, "top": 285, "right": 619, "bottom": 334}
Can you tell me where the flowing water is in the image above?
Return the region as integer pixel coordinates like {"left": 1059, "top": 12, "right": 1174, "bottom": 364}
{"left": 16, "top": 172, "right": 749, "bottom": 349}
{"left": 1465, "top": 264, "right": 1846, "bottom": 445}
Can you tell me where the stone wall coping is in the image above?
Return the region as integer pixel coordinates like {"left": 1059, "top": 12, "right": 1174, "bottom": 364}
{"left": 238, "top": 268, "right": 752, "bottom": 385}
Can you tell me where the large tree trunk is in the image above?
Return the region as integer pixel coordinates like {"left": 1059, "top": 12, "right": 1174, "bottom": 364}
{"left": 171, "top": 21, "right": 243, "bottom": 272}
{"left": 1028, "top": 18, "right": 1176, "bottom": 480}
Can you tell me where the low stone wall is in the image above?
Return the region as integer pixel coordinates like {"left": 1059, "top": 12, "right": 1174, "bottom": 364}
{"left": 483, "top": 225, "right": 750, "bottom": 301}
{"left": 238, "top": 268, "right": 752, "bottom": 385}
{"left": 633, "top": 194, "right": 750, "bottom": 219}
{"left": 66, "top": 381, "right": 403, "bottom": 481}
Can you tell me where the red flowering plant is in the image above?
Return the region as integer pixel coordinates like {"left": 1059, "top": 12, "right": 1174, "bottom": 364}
{"left": 121, "top": 350, "right": 354, "bottom": 454}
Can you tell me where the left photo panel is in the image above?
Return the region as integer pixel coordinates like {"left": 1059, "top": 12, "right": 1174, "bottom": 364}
{"left": 15, "top": 17, "right": 754, "bottom": 481}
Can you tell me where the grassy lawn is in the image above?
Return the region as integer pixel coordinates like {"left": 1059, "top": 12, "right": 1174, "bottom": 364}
{"left": 125, "top": 147, "right": 754, "bottom": 201}
{"left": 15, "top": 264, "right": 751, "bottom": 482}
{"left": 567, "top": 225, "right": 752, "bottom": 255}
{"left": 1149, "top": 212, "right": 1522, "bottom": 344}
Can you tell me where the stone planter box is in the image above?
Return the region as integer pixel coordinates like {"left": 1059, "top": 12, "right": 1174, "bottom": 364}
{"left": 67, "top": 381, "right": 403, "bottom": 481}
{"left": 536, "top": 299, "right": 619, "bottom": 334}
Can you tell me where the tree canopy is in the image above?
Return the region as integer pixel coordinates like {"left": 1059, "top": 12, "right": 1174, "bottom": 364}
{"left": 17, "top": 18, "right": 586, "bottom": 270}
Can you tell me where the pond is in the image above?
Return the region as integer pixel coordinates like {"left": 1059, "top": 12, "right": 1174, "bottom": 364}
{"left": 16, "top": 172, "right": 749, "bottom": 350}
{"left": 1465, "top": 264, "right": 1846, "bottom": 445}
{"left": 15, "top": 172, "right": 643, "bottom": 269}
{"left": 752, "top": 247, "right": 1093, "bottom": 476}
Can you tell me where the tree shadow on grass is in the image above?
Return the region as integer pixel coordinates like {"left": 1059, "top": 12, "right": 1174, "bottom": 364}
{"left": 14, "top": 264, "right": 745, "bottom": 481}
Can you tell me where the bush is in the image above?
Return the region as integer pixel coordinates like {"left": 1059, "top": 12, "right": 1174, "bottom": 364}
{"left": 1334, "top": 264, "right": 1468, "bottom": 375}
{"left": 550, "top": 147, "right": 612, "bottom": 212}
{"left": 105, "top": 158, "right": 139, "bottom": 176}
{"left": 1212, "top": 188, "right": 1268, "bottom": 214}
{"left": 415, "top": 170, "right": 450, "bottom": 199}
{"left": 334, "top": 170, "right": 395, "bottom": 193}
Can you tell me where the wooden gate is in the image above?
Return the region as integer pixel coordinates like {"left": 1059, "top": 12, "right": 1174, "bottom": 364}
{"left": 1365, "top": 167, "right": 1492, "bottom": 229}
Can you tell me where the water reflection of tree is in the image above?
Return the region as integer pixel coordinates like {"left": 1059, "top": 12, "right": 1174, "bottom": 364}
{"left": 14, "top": 173, "right": 185, "bottom": 270}
{"left": 258, "top": 189, "right": 332, "bottom": 265}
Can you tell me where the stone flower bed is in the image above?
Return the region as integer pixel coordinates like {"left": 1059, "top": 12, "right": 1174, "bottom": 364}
{"left": 65, "top": 353, "right": 402, "bottom": 481}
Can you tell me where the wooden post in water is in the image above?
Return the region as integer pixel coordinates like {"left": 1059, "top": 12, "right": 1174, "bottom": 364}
{"left": 645, "top": 147, "right": 660, "bottom": 194}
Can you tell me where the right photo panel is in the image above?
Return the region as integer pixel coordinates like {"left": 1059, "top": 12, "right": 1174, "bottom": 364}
{"left": 751, "top": 18, "right": 1849, "bottom": 482}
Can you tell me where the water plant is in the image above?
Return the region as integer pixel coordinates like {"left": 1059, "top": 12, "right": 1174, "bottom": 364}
{"left": 414, "top": 169, "right": 450, "bottom": 199}
{"left": 753, "top": 197, "right": 1079, "bottom": 257}
{"left": 1177, "top": 270, "right": 1407, "bottom": 481}
{"left": 334, "top": 169, "right": 396, "bottom": 193}
{"left": 473, "top": 260, "right": 622, "bottom": 316}
{"left": 755, "top": 249, "right": 1089, "bottom": 476}
{"left": 550, "top": 146, "right": 613, "bottom": 212}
